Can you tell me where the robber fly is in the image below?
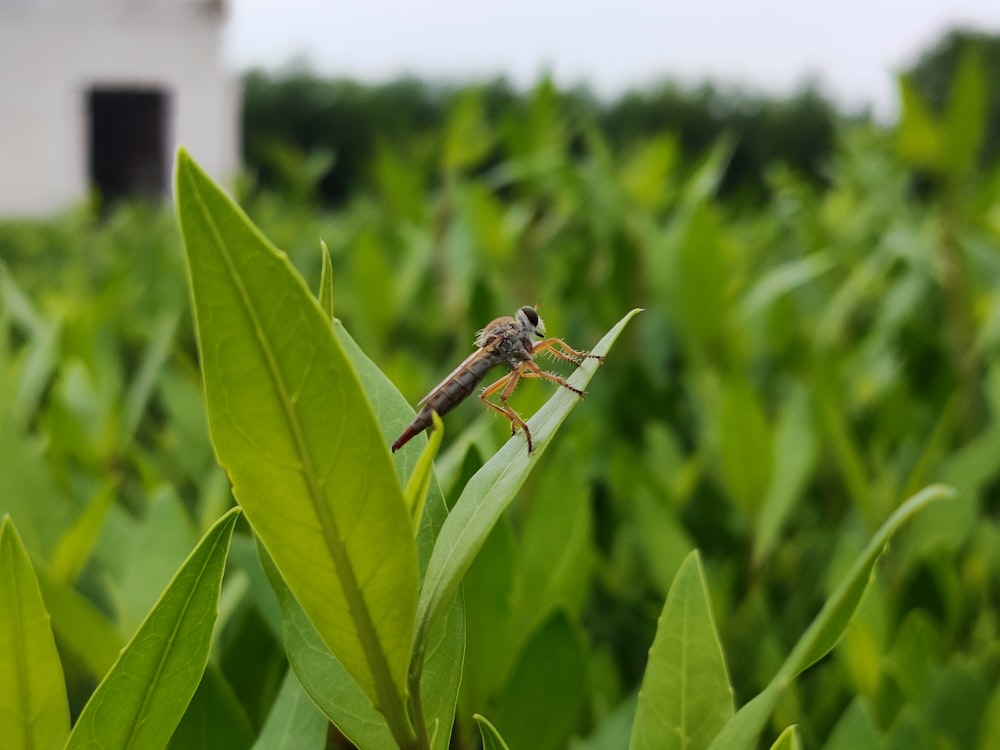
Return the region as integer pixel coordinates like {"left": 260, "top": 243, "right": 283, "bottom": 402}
{"left": 391, "top": 305, "right": 604, "bottom": 455}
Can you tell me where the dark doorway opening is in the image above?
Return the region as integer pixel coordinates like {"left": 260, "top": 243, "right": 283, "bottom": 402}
{"left": 88, "top": 87, "right": 168, "bottom": 205}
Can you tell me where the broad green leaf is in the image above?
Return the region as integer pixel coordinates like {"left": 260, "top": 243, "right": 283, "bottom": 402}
{"left": 896, "top": 75, "right": 943, "bottom": 171}
{"left": 898, "top": 421, "right": 996, "bottom": 559}
{"left": 768, "top": 725, "right": 801, "bottom": 750}
{"left": 706, "top": 484, "right": 952, "bottom": 750}
{"left": 227, "top": 534, "right": 283, "bottom": 640}
{"left": 629, "top": 550, "right": 734, "bottom": 750}
{"left": 35, "top": 564, "right": 124, "bottom": 681}
{"left": 332, "top": 319, "right": 464, "bottom": 748}
{"left": 474, "top": 714, "right": 512, "bottom": 750}
{"left": 619, "top": 133, "right": 679, "bottom": 210}
{"left": 457, "top": 518, "right": 518, "bottom": 741}
{"left": 572, "top": 694, "right": 638, "bottom": 750}
{"left": 50, "top": 479, "right": 117, "bottom": 583}
{"left": 516, "top": 459, "right": 591, "bottom": 634}
{"left": 65, "top": 507, "right": 240, "bottom": 750}
{"left": 753, "top": 386, "right": 817, "bottom": 565}
{"left": 633, "top": 489, "right": 695, "bottom": 598}
{"left": 251, "top": 668, "right": 328, "bottom": 750}
{"left": 0, "top": 516, "right": 71, "bottom": 750}
{"left": 705, "top": 684, "right": 783, "bottom": 750}
{"left": 168, "top": 665, "right": 254, "bottom": 750}
{"left": 492, "top": 610, "right": 587, "bottom": 750}
{"left": 923, "top": 658, "right": 990, "bottom": 749}
{"left": 411, "top": 580, "right": 465, "bottom": 750}
{"left": 118, "top": 486, "right": 196, "bottom": 634}
{"left": 257, "top": 542, "right": 394, "bottom": 747}
{"left": 0, "top": 418, "right": 71, "bottom": 558}
{"left": 672, "top": 203, "right": 729, "bottom": 350}
{"left": 175, "top": 150, "right": 418, "bottom": 738}
{"left": 120, "top": 311, "right": 179, "bottom": 451}
{"left": 414, "top": 309, "right": 640, "bottom": 674}
{"left": 883, "top": 611, "right": 944, "bottom": 704}
{"left": 330, "top": 319, "right": 449, "bottom": 577}
{"left": 714, "top": 377, "right": 773, "bottom": 515}
{"left": 823, "top": 699, "right": 880, "bottom": 750}
{"left": 942, "top": 48, "right": 987, "bottom": 177}
{"left": 443, "top": 90, "right": 494, "bottom": 172}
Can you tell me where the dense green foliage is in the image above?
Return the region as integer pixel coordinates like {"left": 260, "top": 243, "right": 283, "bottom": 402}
{"left": 242, "top": 69, "right": 837, "bottom": 204}
{"left": 2, "top": 47, "right": 1000, "bottom": 749}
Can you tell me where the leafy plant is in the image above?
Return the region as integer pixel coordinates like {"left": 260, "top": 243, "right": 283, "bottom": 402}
{"left": 2, "top": 52, "right": 999, "bottom": 747}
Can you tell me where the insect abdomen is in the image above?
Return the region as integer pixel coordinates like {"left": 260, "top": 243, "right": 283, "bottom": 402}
{"left": 391, "top": 353, "right": 497, "bottom": 452}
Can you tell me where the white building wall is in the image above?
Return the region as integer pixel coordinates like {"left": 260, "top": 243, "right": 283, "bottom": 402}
{"left": 0, "top": 0, "right": 239, "bottom": 217}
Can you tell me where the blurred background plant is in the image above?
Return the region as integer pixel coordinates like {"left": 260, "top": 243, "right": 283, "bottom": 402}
{"left": 2, "top": 26, "right": 1000, "bottom": 750}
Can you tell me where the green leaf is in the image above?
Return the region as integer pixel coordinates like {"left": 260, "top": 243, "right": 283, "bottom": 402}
{"left": 118, "top": 486, "right": 196, "bottom": 634}
{"left": 168, "top": 666, "right": 255, "bottom": 750}
{"left": 65, "top": 507, "right": 240, "bottom": 750}
{"left": 0, "top": 418, "right": 71, "bottom": 559}
{"left": 943, "top": 47, "right": 987, "bottom": 177}
{"left": 896, "top": 75, "right": 943, "bottom": 172}
{"left": 331, "top": 319, "right": 464, "bottom": 749}
{"left": 414, "top": 309, "right": 641, "bottom": 675}
{"left": 251, "top": 668, "right": 328, "bottom": 750}
{"left": 318, "top": 239, "right": 334, "bottom": 319}
{"left": 175, "top": 150, "right": 418, "bottom": 738}
{"left": 443, "top": 91, "right": 495, "bottom": 173}
{"left": 516, "top": 460, "right": 591, "bottom": 633}
{"left": 573, "top": 694, "right": 638, "bottom": 750}
{"left": 768, "top": 725, "right": 802, "bottom": 750}
{"left": 824, "top": 699, "right": 881, "bottom": 750}
{"left": 0, "top": 516, "right": 71, "bottom": 750}
{"left": 35, "top": 564, "right": 124, "bottom": 681}
{"left": 261, "top": 521, "right": 465, "bottom": 750}
{"left": 706, "top": 484, "right": 953, "bottom": 750}
{"left": 457, "top": 517, "right": 517, "bottom": 739}
{"left": 671, "top": 203, "right": 729, "bottom": 350}
{"left": 120, "top": 311, "right": 179, "bottom": 451}
{"left": 257, "top": 541, "right": 394, "bottom": 746}
{"left": 740, "top": 253, "right": 836, "bottom": 318}
{"left": 474, "top": 714, "right": 512, "bottom": 750}
{"left": 405, "top": 411, "right": 444, "bottom": 531}
{"left": 0, "top": 261, "right": 62, "bottom": 428}
{"left": 782, "top": 485, "right": 951, "bottom": 679}
{"left": 714, "top": 377, "right": 773, "bottom": 515}
{"left": 492, "top": 610, "right": 587, "bottom": 750}
{"left": 633, "top": 487, "right": 695, "bottom": 598}
{"left": 50, "top": 479, "right": 117, "bottom": 583}
{"left": 629, "top": 550, "right": 734, "bottom": 750}
{"left": 753, "top": 386, "right": 817, "bottom": 565}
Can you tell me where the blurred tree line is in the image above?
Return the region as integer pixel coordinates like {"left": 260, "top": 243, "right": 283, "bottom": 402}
{"left": 240, "top": 27, "right": 999, "bottom": 206}
{"left": 241, "top": 71, "right": 837, "bottom": 205}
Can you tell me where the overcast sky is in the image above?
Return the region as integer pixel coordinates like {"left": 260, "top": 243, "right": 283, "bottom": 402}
{"left": 225, "top": 1, "right": 1000, "bottom": 117}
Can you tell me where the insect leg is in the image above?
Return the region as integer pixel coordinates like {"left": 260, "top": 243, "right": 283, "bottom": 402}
{"left": 533, "top": 337, "right": 605, "bottom": 366}
{"left": 480, "top": 370, "right": 534, "bottom": 453}
{"left": 520, "top": 359, "right": 588, "bottom": 397}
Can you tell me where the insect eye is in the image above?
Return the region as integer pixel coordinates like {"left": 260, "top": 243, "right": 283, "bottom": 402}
{"left": 520, "top": 306, "right": 539, "bottom": 327}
